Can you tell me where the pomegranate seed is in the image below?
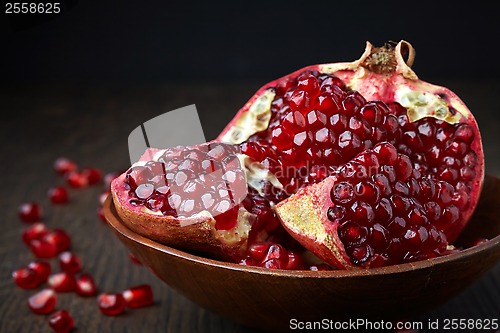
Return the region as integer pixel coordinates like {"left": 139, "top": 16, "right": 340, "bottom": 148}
{"left": 58, "top": 251, "right": 82, "bottom": 273}
{"left": 48, "top": 186, "right": 69, "bottom": 204}
{"left": 54, "top": 157, "right": 77, "bottom": 175}
{"left": 75, "top": 273, "right": 97, "bottom": 297}
{"left": 97, "top": 293, "right": 126, "bottom": 316}
{"left": 18, "top": 202, "right": 42, "bottom": 223}
{"left": 48, "top": 272, "right": 76, "bottom": 292}
{"left": 28, "top": 288, "right": 57, "bottom": 314}
{"left": 122, "top": 284, "right": 154, "bottom": 308}
{"left": 22, "top": 222, "right": 49, "bottom": 245}
{"left": 49, "top": 310, "right": 75, "bottom": 333}
{"left": 66, "top": 171, "right": 88, "bottom": 188}
{"left": 286, "top": 251, "right": 305, "bottom": 270}
{"left": 28, "top": 261, "right": 52, "bottom": 283}
{"left": 44, "top": 229, "right": 71, "bottom": 253}
{"left": 12, "top": 267, "right": 40, "bottom": 289}
{"left": 82, "top": 167, "right": 102, "bottom": 184}
{"left": 30, "top": 239, "right": 58, "bottom": 258}
{"left": 247, "top": 242, "right": 272, "bottom": 261}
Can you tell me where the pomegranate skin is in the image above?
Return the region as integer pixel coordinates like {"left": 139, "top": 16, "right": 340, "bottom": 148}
{"left": 111, "top": 144, "right": 253, "bottom": 261}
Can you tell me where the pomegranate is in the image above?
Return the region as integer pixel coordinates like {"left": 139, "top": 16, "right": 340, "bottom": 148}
{"left": 12, "top": 267, "right": 40, "bottom": 289}
{"left": 48, "top": 186, "right": 69, "bottom": 204}
{"left": 122, "top": 284, "right": 153, "bottom": 308}
{"left": 111, "top": 40, "right": 483, "bottom": 269}
{"left": 48, "top": 310, "right": 75, "bottom": 333}
{"left": 75, "top": 273, "right": 98, "bottom": 297}
{"left": 48, "top": 272, "right": 77, "bottom": 292}
{"left": 18, "top": 202, "right": 42, "bottom": 223}
{"left": 28, "top": 261, "right": 52, "bottom": 283}
{"left": 97, "top": 293, "right": 126, "bottom": 316}
{"left": 28, "top": 288, "right": 57, "bottom": 314}
{"left": 58, "top": 251, "right": 82, "bottom": 274}
{"left": 53, "top": 157, "right": 77, "bottom": 175}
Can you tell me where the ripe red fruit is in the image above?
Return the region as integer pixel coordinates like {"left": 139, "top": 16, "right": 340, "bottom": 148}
{"left": 54, "top": 157, "right": 77, "bottom": 175}
{"left": 12, "top": 267, "right": 40, "bottom": 289}
{"left": 48, "top": 272, "right": 76, "bottom": 292}
{"left": 75, "top": 273, "right": 97, "bottom": 297}
{"left": 122, "top": 284, "right": 153, "bottom": 308}
{"left": 18, "top": 202, "right": 42, "bottom": 223}
{"left": 82, "top": 167, "right": 102, "bottom": 185}
{"left": 28, "top": 261, "right": 52, "bottom": 283}
{"left": 58, "top": 251, "right": 82, "bottom": 274}
{"left": 48, "top": 310, "right": 75, "bottom": 333}
{"left": 66, "top": 171, "right": 88, "bottom": 188}
{"left": 30, "top": 239, "right": 58, "bottom": 258}
{"left": 28, "top": 288, "right": 57, "bottom": 314}
{"left": 48, "top": 186, "right": 69, "bottom": 204}
{"left": 22, "top": 223, "right": 49, "bottom": 245}
{"left": 97, "top": 293, "right": 126, "bottom": 316}
{"left": 44, "top": 229, "right": 71, "bottom": 253}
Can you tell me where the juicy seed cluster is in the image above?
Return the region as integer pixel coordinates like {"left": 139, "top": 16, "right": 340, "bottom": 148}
{"left": 329, "top": 142, "right": 451, "bottom": 267}
{"left": 124, "top": 143, "right": 247, "bottom": 230}
{"left": 243, "top": 70, "right": 400, "bottom": 191}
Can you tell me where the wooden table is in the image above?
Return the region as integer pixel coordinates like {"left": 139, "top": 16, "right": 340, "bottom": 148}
{"left": 1, "top": 82, "right": 499, "bottom": 332}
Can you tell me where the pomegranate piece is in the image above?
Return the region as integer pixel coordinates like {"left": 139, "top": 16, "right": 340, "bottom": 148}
{"left": 44, "top": 229, "right": 71, "bottom": 253}
{"left": 28, "top": 288, "right": 57, "bottom": 314}
{"left": 49, "top": 310, "right": 75, "bottom": 333}
{"left": 75, "top": 273, "right": 97, "bottom": 297}
{"left": 48, "top": 186, "right": 69, "bottom": 204}
{"left": 122, "top": 284, "right": 153, "bottom": 308}
{"left": 276, "top": 142, "right": 453, "bottom": 268}
{"left": 18, "top": 202, "right": 42, "bottom": 223}
{"left": 28, "top": 261, "right": 52, "bottom": 283}
{"left": 22, "top": 222, "right": 49, "bottom": 245}
{"left": 54, "top": 157, "right": 77, "bottom": 175}
{"left": 97, "top": 293, "right": 126, "bottom": 316}
{"left": 12, "top": 267, "right": 40, "bottom": 289}
{"left": 30, "top": 239, "right": 58, "bottom": 258}
{"left": 111, "top": 142, "right": 252, "bottom": 261}
{"left": 58, "top": 251, "right": 82, "bottom": 274}
{"left": 48, "top": 272, "right": 76, "bottom": 292}
{"left": 66, "top": 171, "right": 88, "bottom": 188}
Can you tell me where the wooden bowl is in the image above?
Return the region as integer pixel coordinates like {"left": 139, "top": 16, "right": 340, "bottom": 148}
{"left": 104, "top": 175, "right": 500, "bottom": 332}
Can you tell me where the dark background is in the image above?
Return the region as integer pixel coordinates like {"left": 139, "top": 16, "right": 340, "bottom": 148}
{"left": 2, "top": 1, "right": 500, "bottom": 84}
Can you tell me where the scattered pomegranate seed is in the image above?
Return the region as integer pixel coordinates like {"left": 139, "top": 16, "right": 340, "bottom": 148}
{"left": 58, "top": 251, "right": 82, "bottom": 274}
{"left": 28, "top": 288, "right": 57, "bottom": 314}
{"left": 44, "top": 229, "right": 71, "bottom": 253}
{"left": 48, "top": 186, "right": 69, "bottom": 204}
{"left": 128, "top": 252, "right": 142, "bottom": 265}
{"left": 54, "top": 157, "right": 77, "bottom": 175}
{"left": 30, "top": 239, "right": 58, "bottom": 258}
{"left": 97, "top": 293, "right": 126, "bottom": 316}
{"left": 18, "top": 202, "right": 42, "bottom": 223}
{"left": 75, "top": 273, "right": 97, "bottom": 297}
{"left": 122, "top": 284, "right": 153, "bottom": 308}
{"left": 22, "top": 222, "right": 49, "bottom": 245}
{"left": 12, "top": 267, "right": 40, "bottom": 289}
{"left": 48, "top": 272, "right": 76, "bottom": 292}
{"left": 28, "top": 261, "right": 52, "bottom": 283}
{"left": 66, "top": 171, "right": 88, "bottom": 188}
{"left": 49, "top": 310, "right": 75, "bottom": 333}
{"left": 82, "top": 167, "right": 102, "bottom": 185}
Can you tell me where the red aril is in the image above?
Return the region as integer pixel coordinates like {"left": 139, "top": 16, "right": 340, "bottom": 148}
{"left": 28, "top": 261, "right": 52, "bottom": 283}
{"left": 18, "top": 202, "right": 42, "bottom": 223}
{"left": 48, "top": 310, "right": 75, "bottom": 333}
{"left": 58, "top": 251, "right": 82, "bottom": 274}
{"left": 54, "top": 157, "right": 77, "bottom": 175}
{"left": 75, "top": 273, "right": 97, "bottom": 297}
{"left": 48, "top": 272, "right": 76, "bottom": 292}
{"left": 28, "top": 288, "right": 57, "bottom": 314}
{"left": 22, "top": 223, "right": 49, "bottom": 245}
{"left": 82, "top": 167, "right": 102, "bottom": 185}
{"left": 30, "top": 239, "right": 58, "bottom": 258}
{"left": 44, "top": 229, "right": 71, "bottom": 253}
{"left": 48, "top": 186, "right": 69, "bottom": 204}
{"left": 66, "top": 171, "right": 88, "bottom": 188}
{"left": 97, "top": 293, "right": 126, "bottom": 316}
{"left": 122, "top": 284, "right": 153, "bottom": 308}
{"left": 12, "top": 267, "right": 40, "bottom": 289}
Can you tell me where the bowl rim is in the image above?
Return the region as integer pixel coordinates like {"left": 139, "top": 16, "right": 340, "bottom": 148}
{"left": 104, "top": 196, "right": 500, "bottom": 279}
